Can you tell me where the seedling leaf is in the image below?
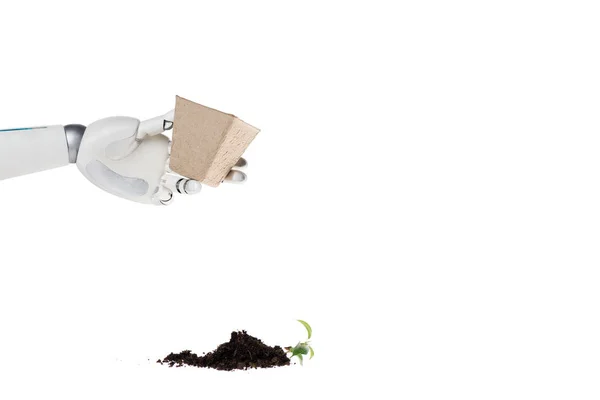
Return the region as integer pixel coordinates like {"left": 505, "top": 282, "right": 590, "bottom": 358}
{"left": 296, "top": 353, "right": 304, "bottom": 366}
{"left": 309, "top": 346, "right": 315, "bottom": 359}
{"left": 297, "top": 320, "right": 312, "bottom": 339}
{"left": 291, "top": 344, "right": 309, "bottom": 356}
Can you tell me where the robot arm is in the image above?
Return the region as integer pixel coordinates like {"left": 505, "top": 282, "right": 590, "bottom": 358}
{"left": 0, "top": 124, "right": 84, "bottom": 180}
{"left": 0, "top": 111, "right": 248, "bottom": 206}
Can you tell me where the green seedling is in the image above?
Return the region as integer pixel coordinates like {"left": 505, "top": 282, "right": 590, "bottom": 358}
{"left": 285, "top": 320, "right": 315, "bottom": 365}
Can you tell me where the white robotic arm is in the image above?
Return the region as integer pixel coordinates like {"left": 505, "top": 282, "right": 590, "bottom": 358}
{"left": 0, "top": 125, "right": 78, "bottom": 179}
{"left": 0, "top": 111, "right": 248, "bottom": 205}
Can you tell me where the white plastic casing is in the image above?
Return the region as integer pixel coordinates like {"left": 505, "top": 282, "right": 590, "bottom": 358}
{"left": 0, "top": 125, "right": 69, "bottom": 180}
{"left": 76, "top": 117, "right": 170, "bottom": 204}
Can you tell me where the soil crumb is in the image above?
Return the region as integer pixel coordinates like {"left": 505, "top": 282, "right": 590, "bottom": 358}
{"left": 158, "top": 331, "right": 290, "bottom": 371}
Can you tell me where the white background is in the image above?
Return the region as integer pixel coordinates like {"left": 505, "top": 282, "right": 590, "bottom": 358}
{"left": 0, "top": 1, "right": 599, "bottom": 399}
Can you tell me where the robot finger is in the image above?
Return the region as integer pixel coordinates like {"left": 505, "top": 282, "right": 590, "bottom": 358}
{"left": 163, "top": 173, "right": 203, "bottom": 195}
{"left": 234, "top": 157, "right": 248, "bottom": 170}
{"left": 223, "top": 170, "right": 247, "bottom": 184}
{"left": 152, "top": 186, "right": 174, "bottom": 206}
{"left": 136, "top": 109, "right": 176, "bottom": 140}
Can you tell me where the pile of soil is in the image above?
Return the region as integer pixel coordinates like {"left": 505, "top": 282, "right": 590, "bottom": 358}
{"left": 157, "top": 330, "right": 290, "bottom": 371}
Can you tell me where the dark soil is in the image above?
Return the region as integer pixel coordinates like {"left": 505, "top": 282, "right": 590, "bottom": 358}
{"left": 157, "top": 331, "right": 290, "bottom": 371}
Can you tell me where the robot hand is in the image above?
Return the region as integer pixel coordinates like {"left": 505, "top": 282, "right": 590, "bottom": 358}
{"left": 76, "top": 110, "right": 248, "bottom": 205}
